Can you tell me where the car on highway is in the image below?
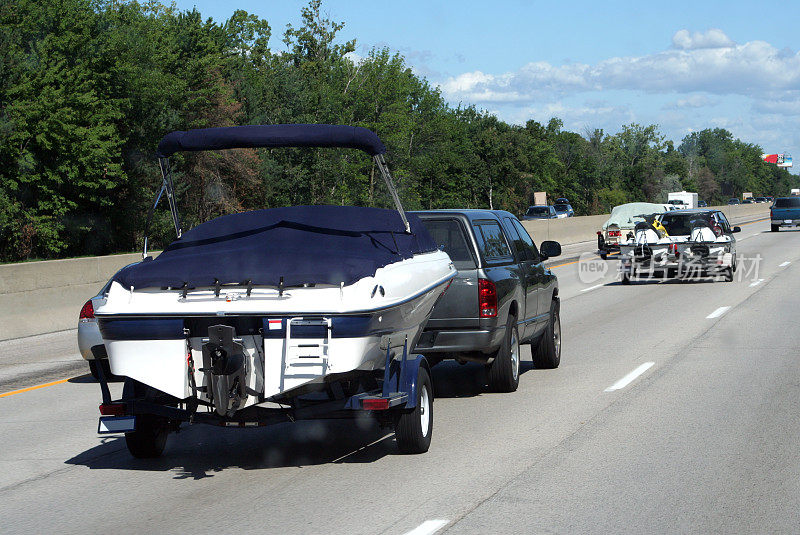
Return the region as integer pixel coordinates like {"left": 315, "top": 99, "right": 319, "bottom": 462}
{"left": 597, "top": 202, "right": 671, "bottom": 259}
{"left": 411, "top": 209, "right": 562, "bottom": 393}
{"left": 553, "top": 201, "right": 574, "bottom": 217}
{"left": 742, "top": 198, "right": 754, "bottom": 204}
{"left": 755, "top": 197, "right": 769, "bottom": 203}
{"left": 698, "top": 200, "right": 708, "bottom": 207}
{"left": 555, "top": 197, "right": 570, "bottom": 205}
{"left": 728, "top": 198, "right": 740, "bottom": 205}
{"left": 771, "top": 196, "right": 800, "bottom": 231}
{"left": 667, "top": 199, "right": 689, "bottom": 209}
{"left": 619, "top": 209, "right": 740, "bottom": 283}
{"left": 522, "top": 205, "right": 558, "bottom": 220}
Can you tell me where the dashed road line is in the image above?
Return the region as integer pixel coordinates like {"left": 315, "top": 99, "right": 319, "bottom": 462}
{"left": 706, "top": 306, "right": 731, "bottom": 319}
{"left": 580, "top": 283, "right": 604, "bottom": 293}
{"left": 749, "top": 279, "right": 765, "bottom": 287}
{"left": 779, "top": 261, "right": 791, "bottom": 267}
{"left": 404, "top": 519, "right": 449, "bottom": 535}
{"left": 604, "top": 362, "right": 655, "bottom": 392}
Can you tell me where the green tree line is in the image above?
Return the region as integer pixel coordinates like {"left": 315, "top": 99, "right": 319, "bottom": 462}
{"left": 0, "top": 0, "right": 795, "bottom": 262}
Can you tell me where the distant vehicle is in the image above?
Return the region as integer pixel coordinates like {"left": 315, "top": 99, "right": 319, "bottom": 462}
{"left": 791, "top": 189, "right": 800, "bottom": 196}
{"left": 555, "top": 197, "right": 570, "bottom": 204}
{"left": 742, "top": 198, "right": 754, "bottom": 204}
{"left": 667, "top": 199, "right": 689, "bottom": 209}
{"left": 412, "top": 209, "right": 562, "bottom": 392}
{"left": 553, "top": 202, "right": 574, "bottom": 218}
{"left": 618, "top": 209, "right": 740, "bottom": 283}
{"left": 667, "top": 191, "right": 698, "bottom": 209}
{"left": 728, "top": 198, "right": 740, "bottom": 205}
{"left": 755, "top": 197, "right": 769, "bottom": 203}
{"left": 771, "top": 196, "right": 800, "bottom": 231}
{"left": 698, "top": 200, "right": 708, "bottom": 207}
{"left": 522, "top": 205, "right": 558, "bottom": 220}
{"left": 597, "top": 202, "right": 671, "bottom": 259}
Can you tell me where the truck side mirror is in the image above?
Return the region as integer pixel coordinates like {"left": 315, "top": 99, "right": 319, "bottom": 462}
{"left": 732, "top": 226, "right": 741, "bottom": 233}
{"left": 540, "top": 240, "right": 561, "bottom": 260}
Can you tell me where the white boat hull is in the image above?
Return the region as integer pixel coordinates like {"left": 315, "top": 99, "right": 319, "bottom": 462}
{"left": 97, "top": 251, "right": 455, "bottom": 404}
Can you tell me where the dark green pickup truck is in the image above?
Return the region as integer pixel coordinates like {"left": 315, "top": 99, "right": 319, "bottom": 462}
{"left": 411, "top": 209, "right": 562, "bottom": 392}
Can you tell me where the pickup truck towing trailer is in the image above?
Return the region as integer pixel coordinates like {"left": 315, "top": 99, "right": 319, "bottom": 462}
{"left": 771, "top": 197, "right": 800, "bottom": 231}
{"left": 410, "top": 210, "right": 562, "bottom": 393}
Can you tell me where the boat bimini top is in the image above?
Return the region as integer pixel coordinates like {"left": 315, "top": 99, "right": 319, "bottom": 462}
{"left": 143, "top": 124, "right": 410, "bottom": 257}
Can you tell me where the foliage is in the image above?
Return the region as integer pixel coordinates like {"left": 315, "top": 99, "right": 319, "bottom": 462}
{"left": 0, "top": 0, "right": 796, "bottom": 261}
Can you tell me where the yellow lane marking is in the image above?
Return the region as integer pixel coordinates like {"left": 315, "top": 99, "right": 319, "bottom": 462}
{"left": 0, "top": 377, "right": 71, "bottom": 399}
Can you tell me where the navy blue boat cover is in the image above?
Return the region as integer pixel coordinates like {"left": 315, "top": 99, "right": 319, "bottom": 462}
{"left": 113, "top": 206, "right": 438, "bottom": 290}
{"left": 157, "top": 125, "right": 386, "bottom": 158}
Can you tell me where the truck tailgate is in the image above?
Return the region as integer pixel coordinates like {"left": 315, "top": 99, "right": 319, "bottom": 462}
{"left": 426, "top": 268, "right": 480, "bottom": 329}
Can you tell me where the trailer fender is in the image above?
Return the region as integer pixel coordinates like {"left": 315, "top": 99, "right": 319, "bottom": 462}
{"left": 388, "top": 354, "right": 430, "bottom": 410}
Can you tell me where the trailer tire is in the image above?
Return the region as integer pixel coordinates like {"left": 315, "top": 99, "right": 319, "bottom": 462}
{"left": 122, "top": 379, "right": 170, "bottom": 458}
{"left": 532, "top": 300, "right": 561, "bottom": 369}
{"left": 487, "top": 315, "right": 520, "bottom": 393}
{"left": 771, "top": 225, "right": 779, "bottom": 232}
{"left": 395, "top": 366, "right": 433, "bottom": 454}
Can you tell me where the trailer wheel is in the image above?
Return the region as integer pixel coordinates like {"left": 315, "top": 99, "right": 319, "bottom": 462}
{"left": 125, "top": 415, "right": 169, "bottom": 458}
{"left": 395, "top": 366, "right": 433, "bottom": 454}
{"left": 122, "top": 379, "right": 170, "bottom": 458}
{"left": 532, "top": 300, "right": 561, "bottom": 369}
{"left": 487, "top": 315, "right": 520, "bottom": 393}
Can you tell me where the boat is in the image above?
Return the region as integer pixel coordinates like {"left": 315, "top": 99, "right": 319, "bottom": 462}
{"left": 95, "top": 124, "right": 456, "bottom": 420}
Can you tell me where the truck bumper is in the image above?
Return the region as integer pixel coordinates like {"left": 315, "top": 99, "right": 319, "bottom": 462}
{"left": 772, "top": 219, "right": 800, "bottom": 227}
{"left": 414, "top": 327, "right": 505, "bottom": 354}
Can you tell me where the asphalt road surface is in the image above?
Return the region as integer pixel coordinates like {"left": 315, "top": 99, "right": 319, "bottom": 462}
{"left": 2, "top": 219, "right": 798, "bottom": 534}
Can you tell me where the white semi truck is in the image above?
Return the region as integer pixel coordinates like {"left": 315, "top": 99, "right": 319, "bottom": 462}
{"left": 667, "top": 191, "right": 698, "bottom": 209}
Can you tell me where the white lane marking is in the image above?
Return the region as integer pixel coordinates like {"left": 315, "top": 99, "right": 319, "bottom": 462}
{"left": 706, "top": 306, "right": 731, "bottom": 319}
{"left": 604, "top": 362, "right": 655, "bottom": 392}
{"left": 779, "top": 261, "right": 791, "bottom": 267}
{"left": 580, "top": 283, "right": 604, "bottom": 293}
{"left": 749, "top": 234, "right": 759, "bottom": 238}
{"left": 404, "top": 520, "right": 449, "bottom": 535}
{"left": 749, "top": 279, "right": 765, "bottom": 287}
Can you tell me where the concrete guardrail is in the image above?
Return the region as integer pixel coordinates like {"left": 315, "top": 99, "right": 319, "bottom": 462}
{"left": 0, "top": 203, "right": 769, "bottom": 341}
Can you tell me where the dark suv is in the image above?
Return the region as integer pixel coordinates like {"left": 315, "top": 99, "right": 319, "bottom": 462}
{"left": 411, "top": 210, "right": 562, "bottom": 392}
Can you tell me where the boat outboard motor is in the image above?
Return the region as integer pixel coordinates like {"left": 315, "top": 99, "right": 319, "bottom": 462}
{"left": 201, "top": 325, "right": 248, "bottom": 417}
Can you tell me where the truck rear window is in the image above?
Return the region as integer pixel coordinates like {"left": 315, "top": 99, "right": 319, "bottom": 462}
{"left": 472, "top": 220, "right": 513, "bottom": 263}
{"left": 774, "top": 197, "right": 800, "bottom": 208}
{"left": 418, "top": 219, "right": 476, "bottom": 268}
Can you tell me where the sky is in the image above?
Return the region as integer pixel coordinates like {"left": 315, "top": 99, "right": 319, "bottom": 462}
{"left": 174, "top": 0, "right": 800, "bottom": 174}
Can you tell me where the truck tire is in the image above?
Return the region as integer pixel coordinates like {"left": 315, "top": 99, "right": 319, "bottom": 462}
{"left": 621, "top": 274, "right": 631, "bottom": 285}
{"left": 487, "top": 315, "right": 520, "bottom": 393}
{"left": 122, "top": 379, "right": 170, "bottom": 458}
{"left": 771, "top": 225, "right": 779, "bottom": 232}
{"left": 395, "top": 366, "right": 433, "bottom": 454}
{"left": 533, "top": 300, "right": 561, "bottom": 369}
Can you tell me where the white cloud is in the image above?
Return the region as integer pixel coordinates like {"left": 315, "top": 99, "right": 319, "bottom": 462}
{"left": 437, "top": 30, "right": 800, "bottom": 104}
{"left": 664, "top": 94, "right": 716, "bottom": 110}
{"left": 672, "top": 29, "right": 735, "bottom": 50}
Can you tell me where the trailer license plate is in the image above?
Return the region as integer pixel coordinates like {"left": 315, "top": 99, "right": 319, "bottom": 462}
{"left": 98, "top": 415, "right": 136, "bottom": 434}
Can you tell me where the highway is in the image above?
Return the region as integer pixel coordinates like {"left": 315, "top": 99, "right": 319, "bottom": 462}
{"left": 1, "top": 219, "right": 798, "bottom": 534}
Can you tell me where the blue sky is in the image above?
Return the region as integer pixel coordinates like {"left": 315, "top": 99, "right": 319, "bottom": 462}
{"left": 175, "top": 0, "right": 800, "bottom": 174}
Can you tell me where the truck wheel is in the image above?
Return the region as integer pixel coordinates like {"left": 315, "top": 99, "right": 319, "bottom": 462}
{"left": 395, "top": 366, "right": 433, "bottom": 454}
{"left": 771, "top": 225, "right": 779, "bottom": 232}
{"left": 487, "top": 315, "right": 520, "bottom": 393}
{"left": 621, "top": 274, "right": 631, "bottom": 285}
{"left": 532, "top": 300, "right": 561, "bottom": 369}
{"left": 125, "top": 415, "right": 169, "bottom": 458}
{"left": 723, "top": 267, "right": 734, "bottom": 282}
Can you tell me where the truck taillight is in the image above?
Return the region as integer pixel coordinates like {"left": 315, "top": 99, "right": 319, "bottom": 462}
{"left": 478, "top": 278, "right": 497, "bottom": 318}
{"left": 770, "top": 208, "right": 773, "bottom": 219}
{"left": 79, "top": 300, "right": 95, "bottom": 321}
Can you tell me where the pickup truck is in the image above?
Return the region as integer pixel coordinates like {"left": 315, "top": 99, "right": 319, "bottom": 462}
{"left": 411, "top": 209, "right": 562, "bottom": 392}
{"left": 771, "top": 197, "right": 800, "bottom": 231}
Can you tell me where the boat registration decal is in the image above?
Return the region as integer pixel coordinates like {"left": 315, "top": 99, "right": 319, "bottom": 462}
{"left": 268, "top": 319, "right": 282, "bottom": 330}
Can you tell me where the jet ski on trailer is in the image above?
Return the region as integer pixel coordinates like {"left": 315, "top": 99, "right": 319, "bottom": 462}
{"left": 93, "top": 124, "right": 455, "bottom": 457}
